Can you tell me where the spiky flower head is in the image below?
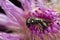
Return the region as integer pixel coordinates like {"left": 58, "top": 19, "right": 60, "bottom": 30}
{"left": 0, "top": 0, "right": 60, "bottom": 40}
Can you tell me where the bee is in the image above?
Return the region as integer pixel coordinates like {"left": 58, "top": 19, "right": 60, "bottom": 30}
{"left": 26, "top": 18, "right": 51, "bottom": 32}
{"left": 26, "top": 18, "right": 48, "bottom": 28}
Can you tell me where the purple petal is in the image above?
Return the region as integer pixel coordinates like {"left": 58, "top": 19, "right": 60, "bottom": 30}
{"left": 0, "top": 32, "right": 26, "bottom": 40}
{"left": 18, "top": 0, "right": 47, "bottom": 12}
{"left": 0, "top": 13, "right": 21, "bottom": 30}
{"left": 18, "top": 0, "right": 32, "bottom": 11}
{"left": 0, "top": 0, "right": 28, "bottom": 26}
{"left": 0, "top": 14, "right": 9, "bottom": 25}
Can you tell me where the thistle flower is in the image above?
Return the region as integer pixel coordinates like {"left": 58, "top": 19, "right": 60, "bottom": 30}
{"left": 0, "top": 0, "right": 60, "bottom": 40}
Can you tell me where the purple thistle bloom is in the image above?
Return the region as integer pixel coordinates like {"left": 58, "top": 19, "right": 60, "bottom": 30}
{"left": 0, "top": 0, "right": 60, "bottom": 40}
